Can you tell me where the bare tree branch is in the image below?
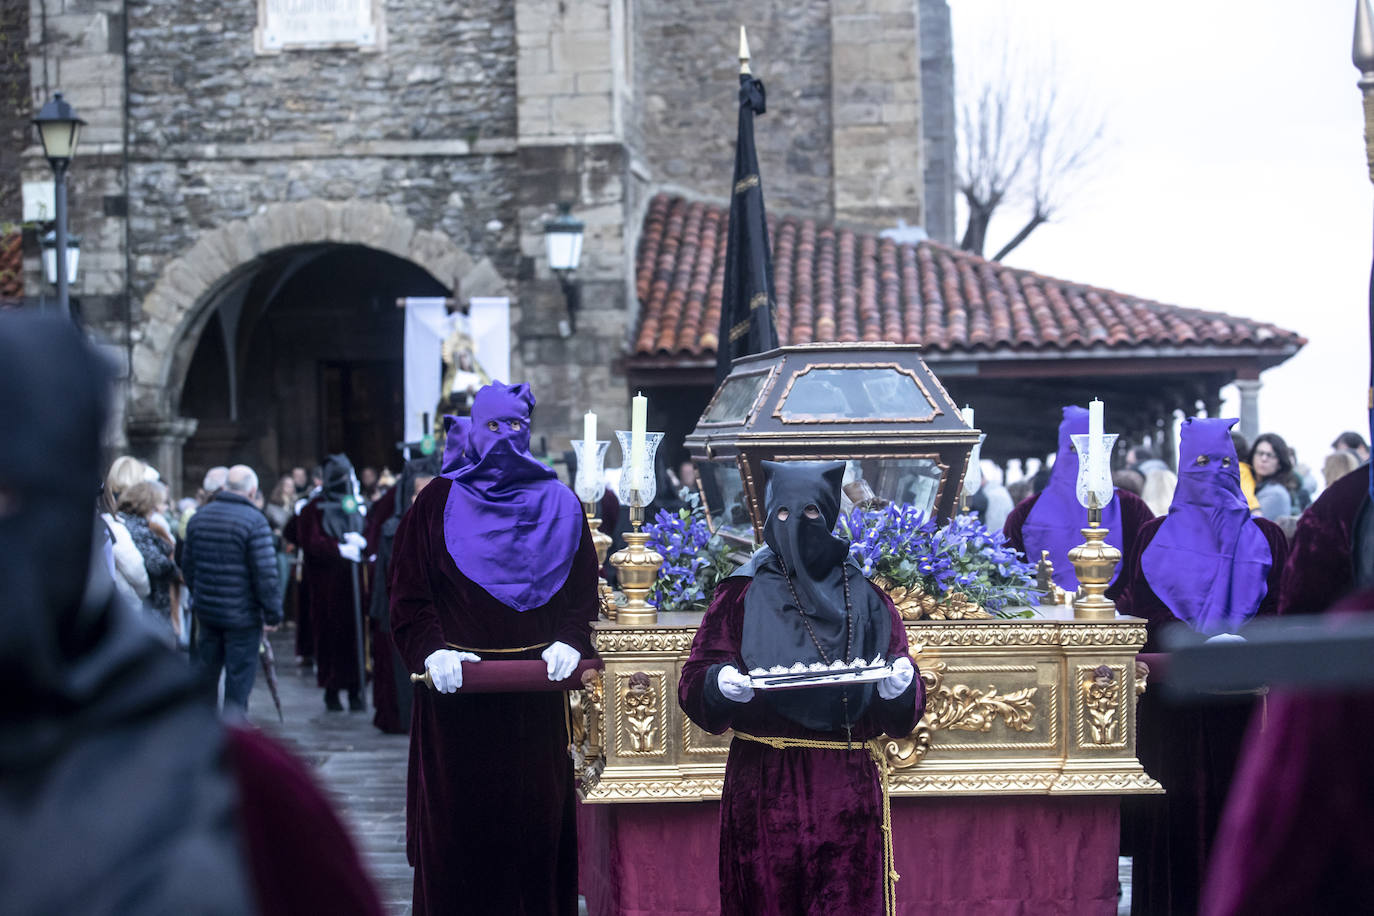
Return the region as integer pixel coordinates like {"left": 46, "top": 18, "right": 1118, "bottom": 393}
{"left": 956, "top": 47, "right": 1106, "bottom": 261}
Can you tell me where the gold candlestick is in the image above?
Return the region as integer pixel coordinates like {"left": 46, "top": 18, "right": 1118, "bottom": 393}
{"left": 1068, "top": 498, "right": 1120, "bottom": 621}
{"left": 583, "top": 500, "right": 617, "bottom": 621}
{"left": 609, "top": 504, "right": 665, "bottom": 625}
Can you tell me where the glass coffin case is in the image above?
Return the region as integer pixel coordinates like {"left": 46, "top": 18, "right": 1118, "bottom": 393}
{"left": 686, "top": 343, "right": 981, "bottom": 548}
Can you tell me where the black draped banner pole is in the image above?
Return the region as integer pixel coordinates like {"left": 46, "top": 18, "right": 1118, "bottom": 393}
{"left": 715, "top": 26, "right": 780, "bottom": 384}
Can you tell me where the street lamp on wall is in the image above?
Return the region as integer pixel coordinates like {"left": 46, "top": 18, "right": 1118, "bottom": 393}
{"left": 32, "top": 92, "right": 85, "bottom": 322}
{"left": 41, "top": 230, "right": 81, "bottom": 287}
{"left": 544, "top": 202, "right": 585, "bottom": 336}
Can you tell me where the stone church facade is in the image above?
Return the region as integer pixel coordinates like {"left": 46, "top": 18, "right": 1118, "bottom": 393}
{"left": 8, "top": 0, "right": 954, "bottom": 492}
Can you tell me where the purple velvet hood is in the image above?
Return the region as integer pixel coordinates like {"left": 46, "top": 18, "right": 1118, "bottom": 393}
{"left": 1141, "top": 417, "right": 1270, "bottom": 635}
{"left": 441, "top": 383, "right": 585, "bottom": 611}
{"left": 1023, "top": 405, "right": 1124, "bottom": 590}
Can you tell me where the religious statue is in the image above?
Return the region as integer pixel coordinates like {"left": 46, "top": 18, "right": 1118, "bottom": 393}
{"left": 436, "top": 324, "right": 491, "bottom": 420}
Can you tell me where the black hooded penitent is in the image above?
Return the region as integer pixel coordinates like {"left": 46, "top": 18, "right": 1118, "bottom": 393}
{"left": 0, "top": 312, "right": 252, "bottom": 912}
{"left": 738, "top": 461, "right": 890, "bottom": 732}
{"left": 319, "top": 452, "right": 365, "bottom": 540}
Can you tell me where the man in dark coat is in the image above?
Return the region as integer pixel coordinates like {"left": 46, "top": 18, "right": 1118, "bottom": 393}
{"left": 0, "top": 311, "right": 383, "bottom": 916}
{"left": 390, "top": 382, "right": 600, "bottom": 915}
{"left": 678, "top": 461, "right": 923, "bottom": 916}
{"left": 296, "top": 454, "right": 368, "bottom": 711}
{"left": 184, "top": 463, "right": 282, "bottom": 716}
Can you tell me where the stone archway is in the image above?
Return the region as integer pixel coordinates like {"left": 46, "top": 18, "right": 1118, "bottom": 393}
{"left": 126, "top": 199, "right": 510, "bottom": 490}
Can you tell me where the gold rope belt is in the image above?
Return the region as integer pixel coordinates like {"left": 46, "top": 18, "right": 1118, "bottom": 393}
{"left": 733, "top": 731, "right": 898, "bottom": 916}
{"left": 445, "top": 641, "right": 550, "bottom": 654}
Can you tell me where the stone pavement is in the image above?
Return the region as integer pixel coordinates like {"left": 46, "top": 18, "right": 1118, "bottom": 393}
{"left": 247, "top": 631, "right": 413, "bottom": 915}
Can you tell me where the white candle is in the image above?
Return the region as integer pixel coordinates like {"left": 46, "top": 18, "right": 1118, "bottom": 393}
{"left": 583, "top": 411, "right": 596, "bottom": 453}
{"left": 630, "top": 392, "right": 647, "bottom": 487}
{"left": 962, "top": 405, "right": 975, "bottom": 428}
{"left": 1087, "top": 398, "right": 1105, "bottom": 489}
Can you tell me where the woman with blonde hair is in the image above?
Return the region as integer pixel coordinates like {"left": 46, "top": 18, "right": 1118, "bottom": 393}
{"left": 102, "top": 456, "right": 150, "bottom": 606}
{"left": 119, "top": 480, "right": 181, "bottom": 642}
{"left": 1322, "top": 450, "right": 1361, "bottom": 489}
{"left": 1141, "top": 468, "right": 1179, "bottom": 517}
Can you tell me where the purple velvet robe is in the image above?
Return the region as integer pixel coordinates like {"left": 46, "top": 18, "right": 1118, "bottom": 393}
{"left": 296, "top": 499, "right": 362, "bottom": 693}
{"left": 1200, "top": 596, "right": 1374, "bottom": 915}
{"left": 1004, "top": 488, "right": 1155, "bottom": 587}
{"left": 1277, "top": 464, "right": 1366, "bottom": 616}
{"left": 227, "top": 727, "right": 385, "bottom": 916}
{"left": 678, "top": 578, "right": 924, "bottom": 916}
{"left": 389, "top": 476, "right": 599, "bottom": 916}
{"left": 1114, "top": 517, "right": 1287, "bottom": 916}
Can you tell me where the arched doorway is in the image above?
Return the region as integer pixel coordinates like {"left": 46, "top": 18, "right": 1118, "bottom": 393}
{"left": 178, "top": 244, "right": 447, "bottom": 494}
{"left": 125, "top": 200, "right": 512, "bottom": 495}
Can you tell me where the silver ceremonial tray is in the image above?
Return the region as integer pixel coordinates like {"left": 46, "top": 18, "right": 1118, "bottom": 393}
{"left": 748, "top": 663, "right": 894, "bottom": 691}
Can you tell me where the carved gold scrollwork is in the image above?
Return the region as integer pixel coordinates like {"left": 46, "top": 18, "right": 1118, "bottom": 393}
{"left": 572, "top": 669, "right": 606, "bottom": 793}
{"left": 874, "top": 578, "right": 992, "bottom": 621}
{"left": 1082, "top": 665, "right": 1122, "bottom": 745}
{"left": 1134, "top": 659, "right": 1149, "bottom": 697}
{"left": 886, "top": 659, "right": 1039, "bottom": 770}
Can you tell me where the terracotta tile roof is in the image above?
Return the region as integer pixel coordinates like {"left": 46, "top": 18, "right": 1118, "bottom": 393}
{"left": 0, "top": 232, "right": 22, "bottom": 302}
{"left": 633, "top": 194, "right": 1306, "bottom": 360}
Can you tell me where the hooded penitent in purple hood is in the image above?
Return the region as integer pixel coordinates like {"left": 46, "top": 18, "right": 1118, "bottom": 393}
{"left": 1141, "top": 417, "right": 1270, "bottom": 635}
{"left": 441, "top": 383, "right": 584, "bottom": 611}
{"left": 440, "top": 414, "right": 471, "bottom": 477}
{"left": 1023, "top": 405, "right": 1124, "bottom": 590}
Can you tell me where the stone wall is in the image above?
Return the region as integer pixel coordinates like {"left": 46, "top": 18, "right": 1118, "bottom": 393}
{"left": 0, "top": 0, "right": 29, "bottom": 222}
{"left": 635, "top": 0, "right": 835, "bottom": 219}
{"left": 126, "top": 0, "right": 516, "bottom": 150}
{"left": 919, "top": 0, "right": 955, "bottom": 243}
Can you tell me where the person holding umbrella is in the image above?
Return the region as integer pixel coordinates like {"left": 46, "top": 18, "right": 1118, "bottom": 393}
{"left": 295, "top": 454, "right": 368, "bottom": 712}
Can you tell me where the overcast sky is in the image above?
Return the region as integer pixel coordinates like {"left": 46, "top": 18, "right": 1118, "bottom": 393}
{"left": 949, "top": 0, "right": 1371, "bottom": 478}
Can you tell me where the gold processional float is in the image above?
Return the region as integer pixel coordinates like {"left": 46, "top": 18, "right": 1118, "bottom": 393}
{"left": 571, "top": 343, "right": 1161, "bottom": 802}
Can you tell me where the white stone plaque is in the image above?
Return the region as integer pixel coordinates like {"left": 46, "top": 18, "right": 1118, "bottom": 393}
{"left": 255, "top": 0, "right": 385, "bottom": 53}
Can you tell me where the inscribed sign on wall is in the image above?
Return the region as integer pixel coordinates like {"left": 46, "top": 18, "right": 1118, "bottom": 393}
{"left": 255, "top": 0, "right": 384, "bottom": 53}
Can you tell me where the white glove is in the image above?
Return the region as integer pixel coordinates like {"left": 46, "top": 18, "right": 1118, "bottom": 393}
{"left": 877, "top": 656, "right": 916, "bottom": 700}
{"left": 424, "top": 648, "right": 481, "bottom": 694}
{"left": 337, "top": 542, "right": 362, "bottom": 563}
{"left": 1205, "top": 633, "right": 1246, "bottom": 644}
{"left": 542, "top": 641, "right": 582, "bottom": 681}
{"left": 716, "top": 665, "right": 755, "bottom": 703}
{"left": 343, "top": 531, "right": 368, "bottom": 549}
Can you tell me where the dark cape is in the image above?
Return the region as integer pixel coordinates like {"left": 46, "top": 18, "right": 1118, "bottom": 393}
{"left": 389, "top": 476, "right": 600, "bottom": 916}
{"left": 368, "top": 455, "right": 441, "bottom": 734}
{"left": 1115, "top": 515, "right": 1288, "bottom": 916}
{"left": 1277, "top": 463, "right": 1368, "bottom": 615}
{"left": 679, "top": 578, "right": 922, "bottom": 916}
{"left": 1200, "top": 596, "right": 1374, "bottom": 915}
{"left": 296, "top": 496, "right": 363, "bottom": 693}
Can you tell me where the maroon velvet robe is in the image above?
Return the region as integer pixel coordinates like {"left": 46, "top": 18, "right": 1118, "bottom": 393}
{"left": 227, "top": 727, "right": 385, "bottom": 916}
{"left": 363, "top": 493, "right": 406, "bottom": 733}
{"left": 1114, "top": 517, "right": 1288, "bottom": 916}
{"left": 1277, "top": 464, "right": 1366, "bottom": 615}
{"left": 678, "top": 577, "right": 924, "bottom": 916}
{"left": 1200, "top": 598, "right": 1374, "bottom": 915}
{"left": 296, "top": 499, "right": 363, "bottom": 693}
{"left": 1003, "top": 488, "right": 1155, "bottom": 583}
{"left": 389, "top": 477, "right": 599, "bottom": 916}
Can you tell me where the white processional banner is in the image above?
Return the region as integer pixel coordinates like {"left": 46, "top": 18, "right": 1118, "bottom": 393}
{"left": 402, "top": 296, "right": 511, "bottom": 443}
{"left": 468, "top": 297, "right": 511, "bottom": 385}
{"left": 402, "top": 297, "right": 450, "bottom": 443}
